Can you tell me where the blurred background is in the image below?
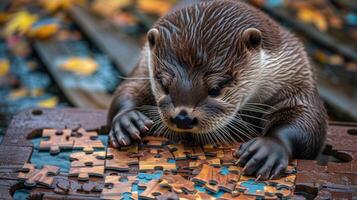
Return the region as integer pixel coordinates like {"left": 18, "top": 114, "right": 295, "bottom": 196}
{"left": 0, "top": 0, "right": 356, "bottom": 139}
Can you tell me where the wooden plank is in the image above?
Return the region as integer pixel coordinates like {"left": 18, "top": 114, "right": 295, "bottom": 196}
{"left": 261, "top": 6, "right": 357, "bottom": 61}
{"left": 2, "top": 108, "right": 107, "bottom": 147}
{"left": 69, "top": 5, "right": 141, "bottom": 76}
{"left": 0, "top": 146, "right": 32, "bottom": 166}
{"left": 33, "top": 40, "right": 112, "bottom": 109}
{"left": 317, "top": 70, "right": 357, "bottom": 121}
{"left": 0, "top": 179, "right": 18, "bottom": 200}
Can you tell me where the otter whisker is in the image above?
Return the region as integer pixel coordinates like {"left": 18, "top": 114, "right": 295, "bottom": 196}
{"left": 227, "top": 124, "right": 250, "bottom": 141}
{"left": 237, "top": 113, "right": 268, "bottom": 122}
{"left": 117, "top": 75, "right": 152, "bottom": 80}
{"left": 227, "top": 120, "right": 254, "bottom": 140}
{"left": 233, "top": 116, "right": 264, "bottom": 130}
{"left": 244, "top": 102, "right": 277, "bottom": 110}
{"left": 231, "top": 117, "right": 261, "bottom": 136}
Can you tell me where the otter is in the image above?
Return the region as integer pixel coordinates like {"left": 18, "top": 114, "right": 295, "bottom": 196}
{"left": 108, "top": 0, "right": 327, "bottom": 180}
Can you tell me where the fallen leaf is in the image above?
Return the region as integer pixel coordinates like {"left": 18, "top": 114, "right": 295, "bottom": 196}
{"left": 30, "top": 88, "right": 44, "bottom": 97}
{"left": 8, "top": 87, "right": 28, "bottom": 100}
{"left": 0, "top": 59, "right": 10, "bottom": 77}
{"left": 4, "top": 11, "right": 38, "bottom": 37}
{"left": 297, "top": 7, "right": 327, "bottom": 31}
{"left": 59, "top": 57, "right": 98, "bottom": 76}
{"left": 38, "top": 97, "right": 59, "bottom": 108}
{"left": 40, "top": 0, "right": 85, "bottom": 12}
{"left": 29, "top": 18, "right": 60, "bottom": 39}
{"left": 91, "top": 0, "right": 132, "bottom": 17}
{"left": 137, "top": 0, "right": 173, "bottom": 16}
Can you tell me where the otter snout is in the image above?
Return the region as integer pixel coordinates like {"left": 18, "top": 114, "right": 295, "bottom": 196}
{"left": 170, "top": 110, "right": 198, "bottom": 130}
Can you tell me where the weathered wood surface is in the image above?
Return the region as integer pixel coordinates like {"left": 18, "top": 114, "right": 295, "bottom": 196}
{"left": 68, "top": 5, "right": 141, "bottom": 76}
{"left": 262, "top": 6, "right": 357, "bottom": 61}
{"left": 33, "top": 41, "right": 112, "bottom": 109}
{"left": 0, "top": 109, "right": 356, "bottom": 199}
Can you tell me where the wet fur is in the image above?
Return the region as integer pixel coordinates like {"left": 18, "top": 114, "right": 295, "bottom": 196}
{"left": 109, "top": 0, "right": 327, "bottom": 159}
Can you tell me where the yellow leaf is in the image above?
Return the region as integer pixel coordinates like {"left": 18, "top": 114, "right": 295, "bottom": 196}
{"left": 38, "top": 97, "right": 59, "bottom": 108}
{"left": 4, "top": 11, "right": 38, "bottom": 37}
{"left": 313, "top": 13, "right": 327, "bottom": 32}
{"left": 0, "top": 59, "right": 10, "bottom": 77}
{"left": 40, "top": 0, "right": 85, "bottom": 12}
{"left": 91, "top": 0, "right": 132, "bottom": 17}
{"left": 0, "top": 12, "right": 10, "bottom": 23}
{"left": 30, "top": 88, "right": 44, "bottom": 97}
{"left": 8, "top": 87, "right": 28, "bottom": 100}
{"left": 297, "top": 7, "right": 328, "bottom": 32}
{"left": 29, "top": 23, "right": 59, "bottom": 39}
{"left": 137, "top": 0, "right": 173, "bottom": 16}
{"left": 59, "top": 57, "right": 98, "bottom": 76}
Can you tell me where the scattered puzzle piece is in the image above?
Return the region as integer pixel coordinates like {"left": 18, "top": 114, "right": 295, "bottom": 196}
{"left": 69, "top": 165, "right": 104, "bottom": 181}
{"left": 69, "top": 151, "right": 106, "bottom": 167}
{"left": 39, "top": 129, "right": 73, "bottom": 154}
{"left": 142, "top": 136, "right": 169, "bottom": 147}
{"left": 139, "top": 148, "right": 176, "bottom": 171}
{"left": 179, "top": 192, "right": 216, "bottom": 200}
{"left": 101, "top": 175, "right": 137, "bottom": 200}
{"left": 159, "top": 174, "right": 196, "bottom": 194}
{"left": 168, "top": 143, "right": 194, "bottom": 160}
{"left": 71, "top": 128, "right": 105, "bottom": 153}
{"left": 105, "top": 147, "right": 139, "bottom": 171}
{"left": 138, "top": 179, "right": 171, "bottom": 200}
{"left": 18, "top": 163, "right": 59, "bottom": 187}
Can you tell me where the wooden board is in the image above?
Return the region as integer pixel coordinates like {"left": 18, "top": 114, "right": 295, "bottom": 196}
{"left": 68, "top": 5, "right": 141, "bottom": 76}
{"left": 33, "top": 40, "right": 113, "bottom": 109}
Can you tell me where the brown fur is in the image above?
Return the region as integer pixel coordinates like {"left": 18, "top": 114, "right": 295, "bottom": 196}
{"left": 109, "top": 0, "right": 327, "bottom": 159}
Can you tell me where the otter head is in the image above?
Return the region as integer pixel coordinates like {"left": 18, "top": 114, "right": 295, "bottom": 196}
{"left": 146, "top": 2, "right": 269, "bottom": 141}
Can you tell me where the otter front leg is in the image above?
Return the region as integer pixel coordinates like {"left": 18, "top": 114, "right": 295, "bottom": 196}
{"left": 108, "top": 55, "right": 155, "bottom": 147}
{"left": 235, "top": 92, "right": 327, "bottom": 180}
{"left": 234, "top": 135, "right": 291, "bottom": 180}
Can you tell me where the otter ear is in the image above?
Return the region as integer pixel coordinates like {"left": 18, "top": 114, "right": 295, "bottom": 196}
{"left": 147, "top": 28, "right": 159, "bottom": 48}
{"left": 242, "top": 28, "right": 262, "bottom": 50}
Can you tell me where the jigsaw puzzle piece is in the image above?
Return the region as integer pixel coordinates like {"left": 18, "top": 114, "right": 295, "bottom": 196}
{"left": 105, "top": 147, "right": 139, "bottom": 171}
{"left": 142, "top": 136, "right": 169, "bottom": 147}
{"left": 138, "top": 179, "right": 171, "bottom": 200}
{"left": 71, "top": 128, "right": 105, "bottom": 153}
{"left": 18, "top": 163, "right": 59, "bottom": 187}
{"left": 168, "top": 143, "right": 194, "bottom": 160}
{"left": 101, "top": 175, "right": 137, "bottom": 200}
{"left": 69, "top": 151, "right": 106, "bottom": 167}
{"left": 69, "top": 165, "right": 104, "bottom": 181}
{"left": 179, "top": 192, "right": 216, "bottom": 200}
{"left": 218, "top": 192, "right": 256, "bottom": 200}
{"left": 191, "top": 164, "right": 220, "bottom": 185}
{"left": 206, "top": 172, "right": 239, "bottom": 193}
{"left": 159, "top": 174, "right": 196, "bottom": 194}
{"left": 39, "top": 129, "right": 74, "bottom": 154}
{"left": 139, "top": 148, "right": 176, "bottom": 171}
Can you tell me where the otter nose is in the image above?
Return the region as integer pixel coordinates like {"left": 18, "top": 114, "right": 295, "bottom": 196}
{"left": 170, "top": 110, "right": 198, "bottom": 129}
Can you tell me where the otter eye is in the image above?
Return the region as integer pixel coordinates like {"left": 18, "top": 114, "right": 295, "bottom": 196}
{"left": 156, "top": 76, "right": 169, "bottom": 94}
{"left": 208, "top": 87, "right": 221, "bottom": 97}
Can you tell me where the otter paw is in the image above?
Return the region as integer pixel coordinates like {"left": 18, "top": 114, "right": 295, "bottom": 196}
{"left": 234, "top": 137, "right": 289, "bottom": 180}
{"left": 109, "top": 110, "right": 153, "bottom": 148}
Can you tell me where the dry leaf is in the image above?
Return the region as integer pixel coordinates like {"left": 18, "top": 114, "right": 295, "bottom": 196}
{"left": 40, "top": 0, "right": 85, "bottom": 12}
{"left": 38, "top": 97, "right": 59, "bottom": 108}
{"left": 91, "top": 0, "right": 132, "bottom": 18}
{"left": 59, "top": 57, "right": 98, "bottom": 76}
{"left": 4, "top": 11, "right": 38, "bottom": 37}
{"left": 8, "top": 87, "right": 28, "bottom": 100}
{"left": 0, "top": 59, "right": 10, "bottom": 77}
{"left": 297, "top": 7, "right": 327, "bottom": 31}
{"left": 137, "top": 0, "right": 173, "bottom": 16}
{"left": 29, "top": 19, "right": 59, "bottom": 39}
{"left": 30, "top": 88, "right": 44, "bottom": 97}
